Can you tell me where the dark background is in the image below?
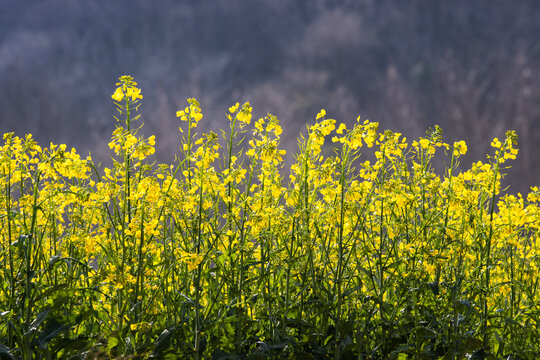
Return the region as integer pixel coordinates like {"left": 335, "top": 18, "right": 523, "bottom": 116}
{"left": 1, "top": 0, "right": 539, "bottom": 194}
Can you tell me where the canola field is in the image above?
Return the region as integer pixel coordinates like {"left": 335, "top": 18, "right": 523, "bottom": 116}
{"left": 0, "top": 76, "right": 539, "bottom": 359}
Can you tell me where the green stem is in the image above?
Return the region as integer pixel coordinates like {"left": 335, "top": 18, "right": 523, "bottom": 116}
{"left": 483, "top": 158, "right": 500, "bottom": 348}
{"left": 4, "top": 142, "right": 15, "bottom": 349}
{"left": 335, "top": 147, "right": 348, "bottom": 360}
{"left": 134, "top": 204, "right": 145, "bottom": 324}
{"left": 193, "top": 152, "right": 206, "bottom": 360}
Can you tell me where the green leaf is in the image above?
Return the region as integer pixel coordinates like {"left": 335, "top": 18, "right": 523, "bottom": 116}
{"left": 212, "top": 350, "right": 243, "bottom": 360}
{"left": 390, "top": 344, "right": 411, "bottom": 359}
{"left": 55, "top": 336, "right": 90, "bottom": 353}
{"left": 48, "top": 255, "right": 62, "bottom": 269}
{"left": 427, "top": 281, "right": 439, "bottom": 295}
{"left": 0, "top": 342, "right": 16, "bottom": 360}
{"left": 107, "top": 336, "right": 119, "bottom": 352}
{"left": 469, "top": 349, "right": 486, "bottom": 360}
{"left": 153, "top": 328, "right": 172, "bottom": 355}
{"left": 33, "top": 284, "right": 68, "bottom": 303}
{"left": 28, "top": 308, "right": 50, "bottom": 333}
{"left": 492, "top": 331, "right": 503, "bottom": 356}
{"left": 246, "top": 352, "right": 268, "bottom": 360}
{"left": 37, "top": 318, "right": 70, "bottom": 348}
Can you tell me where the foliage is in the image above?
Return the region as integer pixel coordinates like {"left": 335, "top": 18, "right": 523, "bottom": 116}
{"left": 0, "top": 76, "right": 539, "bottom": 359}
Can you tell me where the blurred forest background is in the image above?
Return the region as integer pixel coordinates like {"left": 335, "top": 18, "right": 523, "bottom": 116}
{"left": 1, "top": 0, "right": 539, "bottom": 194}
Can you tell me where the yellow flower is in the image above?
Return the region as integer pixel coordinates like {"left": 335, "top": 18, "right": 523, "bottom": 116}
{"left": 130, "top": 322, "right": 151, "bottom": 332}
{"left": 316, "top": 109, "right": 326, "bottom": 120}
{"left": 453, "top": 140, "right": 467, "bottom": 156}
{"left": 126, "top": 86, "right": 143, "bottom": 101}
{"left": 181, "top": 252, "right": 204, "bottom": 271}
{"left": 111, "top": 88, "right": 124, "bottom": 101}
{"left": 237, "top": 102, "right": 252, "bottom": 124}
{"left": 229, "top": 102, "right": 239, "bottom": 114}
{"left": 491, "top": 137, "right": 502, "bottom": 149}
{"left": 193, "top": 112, "right": 203, "bottom": 122}
{"left": 336, "top": 123, "right": 347, "bottom": 134}
{"left": 176, "top": 110, "right": 187, "bottom": 120}
{"left": 419, "top": 138, "right": 430, "bottom": 150}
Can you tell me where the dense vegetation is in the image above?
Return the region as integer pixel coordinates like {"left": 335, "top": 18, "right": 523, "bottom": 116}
{"left": 0, "top": 76, "right": 538, "bottom": 359}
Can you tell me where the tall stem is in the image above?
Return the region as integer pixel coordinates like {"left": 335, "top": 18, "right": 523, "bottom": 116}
{"left": 483, "top": 159, "right": 499, "bottom": 348}
{"left": 335, "top": 148, "right": 348, "bottom": 360}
